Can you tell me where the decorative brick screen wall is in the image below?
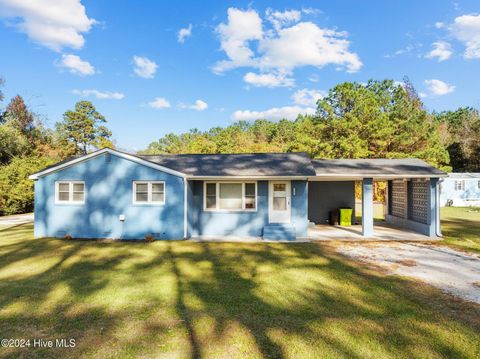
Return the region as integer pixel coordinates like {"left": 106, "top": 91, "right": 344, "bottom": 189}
{"left": 408, "top": 180, "right": 429, "bottom": 224}
{"left": 391, "top": 180, "right": 407, "bottom": 218}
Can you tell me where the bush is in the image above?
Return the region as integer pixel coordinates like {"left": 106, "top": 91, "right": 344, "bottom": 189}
{"left": 0, "top": 156, "right": 56, "bottom": 215}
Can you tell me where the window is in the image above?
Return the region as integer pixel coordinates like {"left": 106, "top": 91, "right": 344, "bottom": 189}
{"left": 55, "top": 181, "right": 85, "bottom": 204}
{"left": 454, "top": 180, "right": 465, "bottom": 191}
{"left": 478, "top": 180, "right": 480, "bottom": 190}
{"left": 245, "top": 183, "right": 256, "bottom": 209}
{"left": 133, "top": 181, "right": 165, "bottom": 204}
{"left": 204, "top": 182, "right": 256, "bottom": 211}
{"left": 206, "top": 183, "right": 217, "bottom": 209}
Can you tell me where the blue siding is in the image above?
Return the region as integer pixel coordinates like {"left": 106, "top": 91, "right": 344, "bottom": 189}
{"left": 34, "top": 153, "right": 185, "bottom": 240}
{"left": 291, "top": 180, "right": 308, "bottom": 237}
{"left": 187, "top": 180, "right": 309, "bottom": 237}
{"left": 188, "top": 180, "right": 269, "bottom": 237}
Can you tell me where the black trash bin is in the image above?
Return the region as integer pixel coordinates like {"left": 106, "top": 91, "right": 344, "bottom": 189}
{"left": 329, "top": 210, "right": 339, "bottom": 225}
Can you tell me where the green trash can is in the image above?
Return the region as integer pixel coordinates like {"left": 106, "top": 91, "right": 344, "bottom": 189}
{"left": 338, "top": 208, "right": 352, "bottom": 226}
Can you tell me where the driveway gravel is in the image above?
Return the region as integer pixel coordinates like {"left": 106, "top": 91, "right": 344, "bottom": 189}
{"left": 336, "top": 242, "right": 480, "bottom": 304}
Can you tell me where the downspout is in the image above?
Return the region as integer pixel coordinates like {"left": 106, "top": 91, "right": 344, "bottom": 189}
{"left": 183, "top": 178, "right": 188, "bottom": 239}
{"left": 436, "top": 178, "right": 443, "bottom": 237}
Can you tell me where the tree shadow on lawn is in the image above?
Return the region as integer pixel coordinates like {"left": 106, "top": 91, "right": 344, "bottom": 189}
{"left": 0, "top": 225, "right": 479, "bottom": 358}
{"left": 442, "top": 218, "right": 480, "bottom": 239}
{"left": 140, "top": 241, "right": 480, "bottom": 358}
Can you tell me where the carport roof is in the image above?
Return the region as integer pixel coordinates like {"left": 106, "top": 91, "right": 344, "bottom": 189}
{"left": 312, "top": 158, "right": 447, "bottom": 178}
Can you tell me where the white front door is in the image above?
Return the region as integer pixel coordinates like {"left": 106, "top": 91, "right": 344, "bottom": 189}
{"left": 269, "top": 181, "right": 291, "bottom": 223}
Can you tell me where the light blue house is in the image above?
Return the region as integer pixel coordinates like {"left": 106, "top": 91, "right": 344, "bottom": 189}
{"left": 30, "top": 148, "right": 446, "bottom": 240}
{"left": 440, "top": 173, "right": 480, "bottom": 207}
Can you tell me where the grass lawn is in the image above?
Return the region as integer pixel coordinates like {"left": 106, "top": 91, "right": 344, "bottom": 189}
{"left": 0, "top": 224, "right": 479, "bottom": 358}
{"left": 440, "top": 207, "right": 480, "bottom": 254}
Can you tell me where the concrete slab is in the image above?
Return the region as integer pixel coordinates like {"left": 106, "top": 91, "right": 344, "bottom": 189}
{"left": 308, "top": 223, "right": 438, "bottom": 241}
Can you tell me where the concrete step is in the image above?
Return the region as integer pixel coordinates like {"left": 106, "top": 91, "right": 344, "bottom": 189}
{"left": 263, "top": 224, "right": 297, "bottom": 241}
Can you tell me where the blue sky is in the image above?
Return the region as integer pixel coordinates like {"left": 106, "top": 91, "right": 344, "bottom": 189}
{"left": 0, "top": 0, "right": 479, "bottom": 150}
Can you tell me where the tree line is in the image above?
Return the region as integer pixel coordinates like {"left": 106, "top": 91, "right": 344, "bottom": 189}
{"left": 1, "top": 78, "right": 479, "bottom": 215}
{"left": 0, "top": 78, "right": 113, "bottom": 215}
{"left": 143, "top": 79, "right": 479, "bottom": 174}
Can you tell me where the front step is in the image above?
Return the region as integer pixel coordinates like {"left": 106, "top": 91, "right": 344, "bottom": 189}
{"left": 263, "top": 224, "right": 297, "bottom": 241}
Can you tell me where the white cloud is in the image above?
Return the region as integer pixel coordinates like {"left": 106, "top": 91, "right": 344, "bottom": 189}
{"left": 450, "top": 13, "right": 480, "bottom": 59}
{"left": 133, "top": 56, "right": 158, "bottom": 79}
{"left": 435, "top": 22, "right": 445, "bottom": 29}
{"left": 424, "top": 79, "right": 455, "bottom": 96}
{"left": 243, "top": 71, "right": 294, "bottom": 87}
{"left": 213, "top": 8, "right": 263, "bottom": 73}
{"left": 265, "top": 8, "right": 301, "bottom": 30}
{"left": 72, "top": 89, "right": 124, "bottom": 100}
{"left": 292, "top": 88, "right": 325, "bottom": 107}
{"left": 190, "top": 100, "right": 208, "bottom": 111}
{"left": 148, "top": 97, "right": 170, "bottom": 109}
{"left": 425, "top": 41, "right": 453, "bottom": 61}
{"left": 0, "top": 0, "right": 95, "bottom": 51}
{"left": 260, "top": 22, "right": 362, "bottom": 72}
{"left": 232, "top": 105, "right": 315, "bottom": 121}
{"left": 178, "top": 24, "right": 192, "bottom": 43}
{"left": 308, "top": 74, "right": 319, "bottom": 83}
{"left": 213, "top": 8, "right": 362, "bottom": 75}
{"left": 58, "top": 54, "right": 95, "bottom": 75}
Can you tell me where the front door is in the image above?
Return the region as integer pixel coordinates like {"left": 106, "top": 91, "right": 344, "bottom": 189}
{"left": 269, "top": 181, "right": 291, "bottom": 223}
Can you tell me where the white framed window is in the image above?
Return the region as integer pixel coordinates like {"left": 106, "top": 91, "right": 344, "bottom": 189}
{"left": 133, "top": 181, "right": 165, "bottom": 204}
{"left": 55, "top": 181, "right": 85, "bottom": 204}
{"left": 204, "top": 182, "right": 257, "bottom": 211}
{"left": 454, "top": 180, "right": 465, "bottom": 191}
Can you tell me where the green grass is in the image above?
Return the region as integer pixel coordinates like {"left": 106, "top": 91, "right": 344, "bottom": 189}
{"left": 0, "top": 224, "right": 479, "bottom": 358}
{"left": 355, "top": 202, "right": 385, "bottom": 221}
{"left": 440, "top": 207, "right": 480, "bottom": 254}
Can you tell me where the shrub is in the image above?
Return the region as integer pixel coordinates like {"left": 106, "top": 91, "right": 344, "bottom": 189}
{"left": 0, "top": 156, "right": 56, "bottom": 215}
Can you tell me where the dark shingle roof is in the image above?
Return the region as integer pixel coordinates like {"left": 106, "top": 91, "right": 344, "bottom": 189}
{"left": 312, "top": 158, "right": 446, "bottom": 177}
{"left": 138, "top": 152, "right": 317, "bottom": 176}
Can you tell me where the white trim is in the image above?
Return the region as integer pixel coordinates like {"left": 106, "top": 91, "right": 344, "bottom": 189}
{"left": 203, "top": 181, "right": 258, "bottom": 212}
{"left": 55, "top": 181, "right": 85, "bottom": 205}
{"left": 183, "top": 179, "right": 187, "bottom": 239}
{"left": 268, "top": 180, "right": 291, "bottom": 224}
{"left": 29, "top": 148, "right": 186, "bottom": 180}
{"left": 193, "top": 176, "right": 308, "bottom": 180}
{"left": 132, "top": 181, "right": 166, "bottom": 205}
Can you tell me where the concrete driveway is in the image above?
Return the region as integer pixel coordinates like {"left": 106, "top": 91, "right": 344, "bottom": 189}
{"left": 0, "top": 213, "right": 34, "bottom": 228}
{"left": 336, "top": 242, "right": 480, "bottom": 304}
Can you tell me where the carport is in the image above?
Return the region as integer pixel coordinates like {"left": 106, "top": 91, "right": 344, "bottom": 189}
{"left": 307, "top": 159, "right": 447, "bottom": 238}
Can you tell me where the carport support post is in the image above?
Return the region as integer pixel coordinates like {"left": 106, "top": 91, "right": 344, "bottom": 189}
{"left": 362, "top": 178, "right": 374, "bottom": 237}
{"left": 429, "top": 178, "right": 440, "bottom": 237}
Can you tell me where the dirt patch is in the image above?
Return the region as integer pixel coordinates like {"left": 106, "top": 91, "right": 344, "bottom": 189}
{"left": 395, "top": 259, "right": 416, "bottom": 267}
